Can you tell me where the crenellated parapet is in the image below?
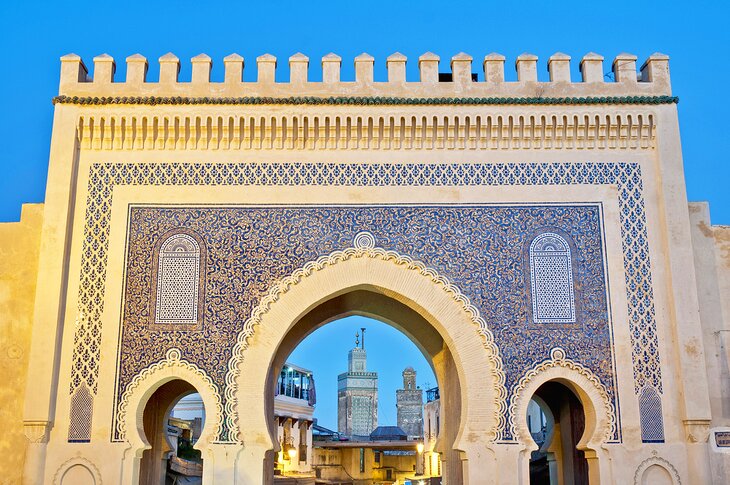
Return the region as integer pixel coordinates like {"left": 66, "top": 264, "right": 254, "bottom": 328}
{"left": 56, "top": 51, "right": 673, "bottom": 101}
{"left": 57, "top": 51, "right": 673, "bottom": 152}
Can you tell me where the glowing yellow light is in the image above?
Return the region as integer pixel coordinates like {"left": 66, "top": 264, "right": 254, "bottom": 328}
{"left": 288, "top": 448, "right": 297, "bottom": 460}
{"left": 416, "top": 442, "right": 424, "bottom": 453}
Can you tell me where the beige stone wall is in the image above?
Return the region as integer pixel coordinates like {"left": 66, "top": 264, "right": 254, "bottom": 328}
{"left": 312, "top": 447, "right": 417, "bottom": 483}
{"left": 312, "top": 447, "right": 342, "bottom": 481}
{"left": 689, "top": 202, "right": 730, "bottom": 483}
{"left": 689, "top": 202, "right": 730, "bottom": 425}
{"left": 12, "top": 49, "right": 728, "bottom": 485}
{"left": 0, "top": 204, "right": 43, "bottom": 485}
{"left": 377, "top": 453, "right": 417, "bottom": 482}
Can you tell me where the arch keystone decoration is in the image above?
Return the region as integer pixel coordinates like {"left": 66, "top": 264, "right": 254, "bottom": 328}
{"left": 353, "top": 231, "right": 376, "bottom": 249}
{"left": 116, "top": 348, "right": 223, "bottom": 449}
{"left": 510, "top": 347, "right": 616, "bottom": 449}
{"left": 223, "top": 231, "right": 508, "bottom": 442}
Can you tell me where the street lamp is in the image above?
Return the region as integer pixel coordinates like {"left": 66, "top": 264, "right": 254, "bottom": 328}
{"left": 416, "top": 442, "right": 425, "bottom": 476}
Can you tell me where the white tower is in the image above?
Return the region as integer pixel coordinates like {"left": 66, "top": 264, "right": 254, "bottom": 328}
{"left": 337, "top": 329, "right": 378, "bottom": 436}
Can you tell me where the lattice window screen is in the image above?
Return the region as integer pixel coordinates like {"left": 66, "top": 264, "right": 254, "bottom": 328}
{"left": 155, "top": 233, "right": 201, "bottom": 325}
{"left": 68, "top": 383, "right": 93, "bottom": 442}
{"left": 639, "top": 385, "right": 665, "bottom": 442}
{"left": 529, "top": 232, "right": 576, "bottom": 324}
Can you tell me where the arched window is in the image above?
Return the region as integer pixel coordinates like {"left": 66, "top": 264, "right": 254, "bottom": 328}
{"left": 153, "top": 232, "right": 203, "bottom": 328}
{"left": 639, "top": 385, "right": 665, "bottom": 442}
{"left": 529, "top": 232, "right": 576, "bottom": 324}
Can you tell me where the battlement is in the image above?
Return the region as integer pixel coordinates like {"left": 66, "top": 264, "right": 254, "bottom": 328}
{"left": 56, "top": 51, "right": 673, "bottom": 101}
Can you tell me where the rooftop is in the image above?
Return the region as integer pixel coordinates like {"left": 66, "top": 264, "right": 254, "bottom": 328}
{"left": 370, "top": 426, "right": 408, "bottom": 441}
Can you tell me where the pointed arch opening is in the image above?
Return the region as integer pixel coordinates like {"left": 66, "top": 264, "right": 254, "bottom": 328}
{"left": 267, "top": 296, "right": 445, "bottom": 483}
{"left": 117, "top": 349, "right": 222, "bottom": 485}
{"left": 512, "top": 353, "right": 614, "bottom": 485}
{"left": 527, "top": 382, "right": 588, "bottom": 485}
{"left": 231, "top": 251, "right": 506, "bottom": 485}
{"left": 138, "top": 380, "right": 202, "bottom": 485}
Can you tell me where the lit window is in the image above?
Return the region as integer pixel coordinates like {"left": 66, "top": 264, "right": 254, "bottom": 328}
{"left": 529, "top": 232, "right": 576, "bottom": 324}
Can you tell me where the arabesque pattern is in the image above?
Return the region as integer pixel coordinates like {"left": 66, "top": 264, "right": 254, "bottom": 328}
{"left": 119, "top": 205, "right": 606, "bottom": 442}
{"left": 509, "top": 347, "right": 616, "bottom": 442}
{"left": 221, "top": 230, "right": 511, "bottom": 442}
{"left": 69, "top": 161, "right": 660, "bottom": 444}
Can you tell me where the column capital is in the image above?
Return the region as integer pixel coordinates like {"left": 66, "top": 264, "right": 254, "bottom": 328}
{"left": 23, "top": 420, "right": 53, "bottom": 444}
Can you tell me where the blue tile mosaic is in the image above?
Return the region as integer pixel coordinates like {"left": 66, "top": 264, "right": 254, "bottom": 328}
{"left": 117, "top": 204, "right": 615, "bottom": 442}
{"left": 67, "top": 161, "right": 661, "bottom": 444}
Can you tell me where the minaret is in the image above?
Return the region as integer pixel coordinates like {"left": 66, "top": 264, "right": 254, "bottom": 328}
{"left": 396, "top": 367, "right": 424, "bottom": 438}
{"left": 337, "top": 329, "right": 378, "bottom": 436}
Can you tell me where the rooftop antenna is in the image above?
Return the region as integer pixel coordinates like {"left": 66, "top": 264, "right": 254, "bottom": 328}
{"left": 361, "top": 327, "right": 366, "bottom": 349}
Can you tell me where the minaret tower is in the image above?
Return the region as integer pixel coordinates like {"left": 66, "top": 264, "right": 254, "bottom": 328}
{"left": 396, "top": 367, "right": 424, "bottom": 438}
{"left": 337, "top": 329, "right": 378, "bottom": 436}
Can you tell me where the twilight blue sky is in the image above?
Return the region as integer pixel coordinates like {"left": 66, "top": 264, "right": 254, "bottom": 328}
{"left": 0, "top": 1, "right": 728, "bottom": 223}
{"left": 288, "top": 316, "right": 435, "bottom": 430}
{"left": 1, "top": 0, "right": 727, "bottom": 428}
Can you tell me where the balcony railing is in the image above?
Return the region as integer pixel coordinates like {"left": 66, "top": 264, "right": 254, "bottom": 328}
{"left": 277, "top": 383, "right": 311, "bottom": 402}
{"left": 276, "top": 365, "right": 315, "bottom": 404}
{"left": 426, "top": 387, "right": 440, "bottom": 402}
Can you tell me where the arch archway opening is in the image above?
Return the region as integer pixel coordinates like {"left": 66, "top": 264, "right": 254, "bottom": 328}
{"left": 263, "top": 288, "right": 465, "bottom": 485}
{"left": 138, "top": 379, "right": 205, "bottom": 485}
{"left": 527, "top": 381, "right": 589, "bottom": 485}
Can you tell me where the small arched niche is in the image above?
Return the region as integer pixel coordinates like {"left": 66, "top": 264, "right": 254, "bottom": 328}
{"left": 641, "top": 464, "right": 674, "bottom": 485}
{"left": 59, "top": 464, "right": 96, "bottom": 485}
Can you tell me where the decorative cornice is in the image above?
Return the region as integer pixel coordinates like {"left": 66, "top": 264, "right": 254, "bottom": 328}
{"left": 223, "top": 231, "right": 508, "bottom": 443}
{"left": 75, "top": 109, "right": 657, "bottom": 152}
{"left": 53, "top": 94, "right": 678, "bottom": 106}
